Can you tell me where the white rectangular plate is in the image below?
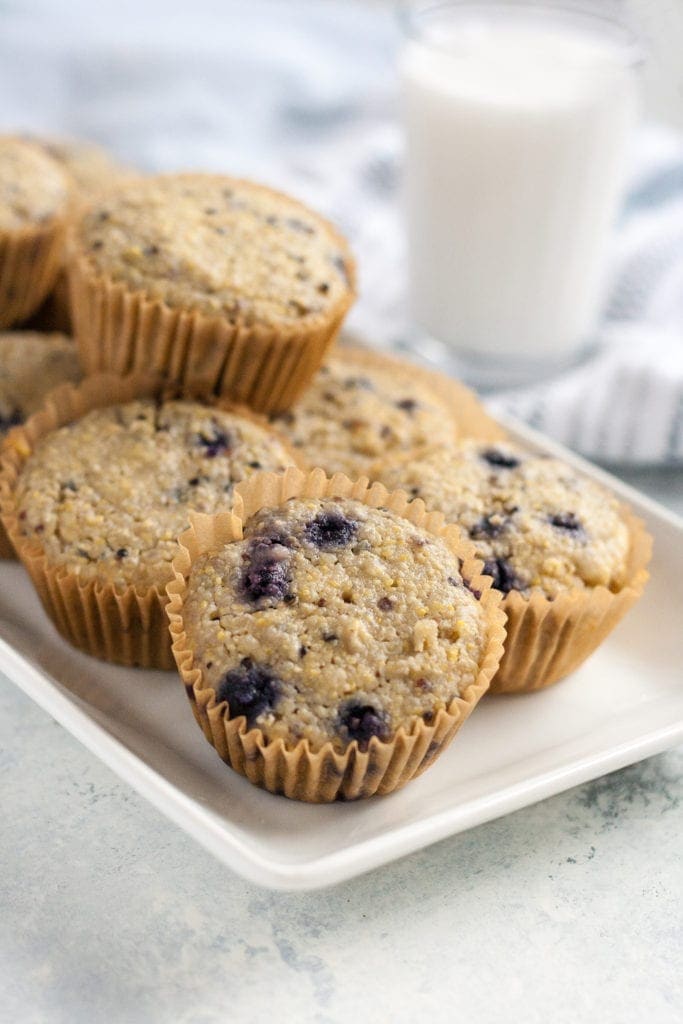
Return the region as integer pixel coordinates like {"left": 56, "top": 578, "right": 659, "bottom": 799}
{"left": 2, "top": 419, "right": 682, "bottom": 890}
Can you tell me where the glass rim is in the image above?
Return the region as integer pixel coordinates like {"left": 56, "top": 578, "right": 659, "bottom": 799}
{"left": 397, "top": 1, "right": 645, "bottom": 68}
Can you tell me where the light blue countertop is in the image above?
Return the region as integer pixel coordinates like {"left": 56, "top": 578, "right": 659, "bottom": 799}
{"left": 1, "top": 466, "right": 682, "bottom": 1024}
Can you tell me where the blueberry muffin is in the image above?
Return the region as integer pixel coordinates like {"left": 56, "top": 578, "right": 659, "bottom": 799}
{"left": 375, "top": 440, "right": 651, "bottom": 692}
{"left": 0, "top": 137, "right": 71, "bottom": 327}
{"left": 167, "top": 471, "right": 506, "bottom": 800}
{"left": 0, "top": 331, "right": 81, "bottom": 433}
{"left": 68, "top": 174, "right": 355, "bottom": 411}
{"left": 1, "top": 380, "right": 300, "bottom": 666}
{"left": 375, "top": 440, "right": 632, "bottom": 598}
{"left": 13, "top": 399, "right": 296, "bottom": 592}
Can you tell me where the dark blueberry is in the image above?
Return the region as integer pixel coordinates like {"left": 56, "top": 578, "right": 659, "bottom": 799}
{"left": 338, "top": 701, "right": 390, "bottom": 750}
{"left": 299, "top": 645, "right": 308, "bottom": 658}
{"left": 469, "top": 514, "right": 504, "bottom": 539}
{"left": 115, "top": 548, "right": 128, "bottom": 560}
{"left": 283, "top": 593, "right": 296, "bottom": 605}
{"left": 0, "top": 407, "right": 23, "bottom": 432}
{"left": 188, "top": 477, "right": 200, "bottom": 486}
{"left": 197, "top": 427, "right": 232, "bottom": 458}
{"left": 481, "top": 449, "right": 520, "bottom": 470}
{"left": 377, "top": 596, "right": 393, "bottom": 611}
{"left": 396, "top": 398, "right": 417, "bottom": 413}
{"left": 483, "top": 558, "right": 523, "bottom": 594}
{"left": 239, "top": 536, "right": 292, "bottom": 603}
{"left": 215, "top": 658, "right": 280, "bottom": 726}
{"left": 240, "top": 557, "right": 290, "bottom": 603}
{"left": 304, "top": 510, "right": 357, "bottom": 549}
{"left": 549, "top": 512, "right": 583, "bottom": 532}
{"left": 463, "top": 578, "right": 482, "bottom": 600}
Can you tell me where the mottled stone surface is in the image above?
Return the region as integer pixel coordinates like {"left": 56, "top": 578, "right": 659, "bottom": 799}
{"left": 1, "top": 468, "right": 681, "bottom": 1024}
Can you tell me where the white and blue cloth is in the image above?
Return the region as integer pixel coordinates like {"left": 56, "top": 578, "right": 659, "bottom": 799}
{"left": 1, "top": 0, "right": 681, "bottom": 464}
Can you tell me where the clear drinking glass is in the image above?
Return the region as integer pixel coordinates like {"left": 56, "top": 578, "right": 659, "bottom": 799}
{"left": 398, "top": 1, "right": 642, "bottom": 387}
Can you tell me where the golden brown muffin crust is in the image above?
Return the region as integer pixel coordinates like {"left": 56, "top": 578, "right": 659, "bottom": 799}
{"left": 73, "top": 173, "right": 355, "bottom": 325}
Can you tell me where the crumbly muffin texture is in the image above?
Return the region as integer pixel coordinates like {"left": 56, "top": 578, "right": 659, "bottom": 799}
{"left": 30, "top": 136, "right": 129, "bottom": 198}
{"left": 183, "top": 497, "right": 487, "bottom": 752}
{"left": 271, "top": 354, "right": 457, "bottom": 477}
{"left": 15, "top": 400, "right": 295, "bottom": 591}
{"left": 376, "top": 441, "right": 631, "bottom": 599}
{"left": 0, "top": 332, "right": 81, "bottom": 432}
{"left": 75, "top": 174, "right": 354, "bottom": 325}
{"left": 0, "top": 138, "right": 70, "bottom": 231}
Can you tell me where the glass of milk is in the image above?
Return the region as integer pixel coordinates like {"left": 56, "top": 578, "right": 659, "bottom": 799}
{"left": 399, "top": 1, "right": 642, "bottom": 387}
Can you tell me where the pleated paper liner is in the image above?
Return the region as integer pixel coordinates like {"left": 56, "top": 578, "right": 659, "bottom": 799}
{"left": 334, "top": 338, "right": 507, "bottom": 444}
{"left": 166, "top": 466, "right": 507, "bottom": 802}
{"left": 66, "top": 181, "right": 356, "bottom": 414}
{"left": 0, "top": 217, "right": 67, "bottom": 329}
{"left": 0, "top": 373, "right": 303, "bottom": 668}
{"left": 490, "top": 508, "right": 652, "bottom": 693}
{"left": 24, "top": 268, "right": 72, "bottom": 334}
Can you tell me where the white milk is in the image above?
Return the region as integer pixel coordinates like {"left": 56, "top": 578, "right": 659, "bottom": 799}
{"left": 400, "top": 6, "right": 639, "bottom": 370}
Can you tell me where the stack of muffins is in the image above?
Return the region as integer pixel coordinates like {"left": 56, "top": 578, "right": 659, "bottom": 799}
{"left": 0, "top": 134, "right": 651, "bottom": 802}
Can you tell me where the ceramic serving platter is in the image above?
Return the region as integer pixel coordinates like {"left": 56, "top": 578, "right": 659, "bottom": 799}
{"left": 2, "top": 416, "right": 681, "bottom": 891}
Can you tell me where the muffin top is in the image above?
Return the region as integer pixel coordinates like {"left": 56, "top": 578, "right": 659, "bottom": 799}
{"left": 14, "top": 399, "right": 296, "bottom": 591}
{"left": 29, "top": 136, "right": 130, "bottom": 198}
{"left": 375, "top": 440, "right": 631, "bottom": 599}
{"left": 74, "top": 174, "right": 355, "bottom": 325}
{"left": 0, "top": 138, "right": 70, "bottom": 231}
{"left": 183, "top": 496, "right": 488, "bottom": 752}
{"left": 271, "top": 352, "right": 457, "bottom": 477}
{"left": 0, "top": 331, "right": 81, "bottom": 431}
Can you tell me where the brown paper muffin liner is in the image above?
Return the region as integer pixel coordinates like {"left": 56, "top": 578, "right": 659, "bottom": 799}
{"left": 489, "top": 508, "right": 652, "bottom": 694}
{"left": 166, "top": 466, "right": 507, "bottom": 802}
{"left": 67, "top": 221, "right": 356, "bottom": 415}
{"left": 0, "top": 373, "right": 303, "bottom": 668}
{"left": 25, "top": 268, "right": 72, "bottom": 334}
{"left": 0, "top": 218, "right": 67, "bottom": 329}
{"left": 335, "top": 339, "right": 506, "bottom": 445}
